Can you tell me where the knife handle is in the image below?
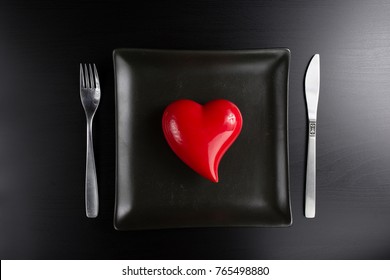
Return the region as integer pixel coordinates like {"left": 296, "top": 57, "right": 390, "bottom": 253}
{"left": 305, "top": 121, "right": 316, "bottom": 218}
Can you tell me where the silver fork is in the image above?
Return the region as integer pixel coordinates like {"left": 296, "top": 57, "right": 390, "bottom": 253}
{"left": 80, "top": 64, "right": 101, "bottom": 218}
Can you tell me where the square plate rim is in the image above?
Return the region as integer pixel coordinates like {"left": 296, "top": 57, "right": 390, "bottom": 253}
{"left": 113, "top": 48, "right": 292, "bottom": 230}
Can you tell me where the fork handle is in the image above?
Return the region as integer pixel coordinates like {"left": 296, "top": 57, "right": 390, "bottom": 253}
{"left": 305, "top": 121, "right": 316, "bottom": 218}
{"left": 85, "top": 119, "right": 99, "bottom": 218}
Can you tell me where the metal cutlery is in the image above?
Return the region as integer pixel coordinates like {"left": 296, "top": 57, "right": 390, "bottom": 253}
{"left": 80, "top": 64, "right": 101, "bottom": 218}
{"left": 304, "top": 54, "right": 320, "bottom": 218}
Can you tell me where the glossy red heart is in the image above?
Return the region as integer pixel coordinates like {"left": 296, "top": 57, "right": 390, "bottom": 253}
{"left": 162, "top": 99, "right": 243, "bottom": 183}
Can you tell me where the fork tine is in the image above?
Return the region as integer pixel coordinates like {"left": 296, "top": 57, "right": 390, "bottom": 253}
{"left": 88, "top": 64, "right": 94, "bottom": 88}
{"left": 80, "top": 63, "right": 85, "bottom": 88}
{"left": 84, "top": 64, "right": 90, "bottom": 88}
{"left": 93, "top": 64, "right": 100, "bottom": 90}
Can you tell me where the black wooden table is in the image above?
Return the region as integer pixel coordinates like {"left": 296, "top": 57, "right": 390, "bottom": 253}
{"left": 1, "top": 0, "right": 390, "bottom": 259}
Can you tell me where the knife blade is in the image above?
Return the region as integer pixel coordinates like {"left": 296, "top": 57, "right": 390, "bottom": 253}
{"left": 304, "top": 54, "right": 320, "bottom": 218}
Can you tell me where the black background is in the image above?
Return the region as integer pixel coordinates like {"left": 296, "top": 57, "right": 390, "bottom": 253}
{"left": 1, "top": 0, "right": 390, "bottom": 259}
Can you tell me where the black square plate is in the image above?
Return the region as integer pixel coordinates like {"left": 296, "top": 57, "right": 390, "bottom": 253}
{"left": 113, "top": 48, "right": 292, "bottom": 230}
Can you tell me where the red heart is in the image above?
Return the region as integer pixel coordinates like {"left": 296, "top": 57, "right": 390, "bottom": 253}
{"left": 162, "top": 99, "right": 243, "bottom": 183}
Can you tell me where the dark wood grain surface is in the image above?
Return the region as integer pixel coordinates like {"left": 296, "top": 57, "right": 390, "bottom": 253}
{"left": 1, "top": 0, "right": 390, "bottom": 259}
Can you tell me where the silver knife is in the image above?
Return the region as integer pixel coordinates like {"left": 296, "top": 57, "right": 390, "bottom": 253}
{"left": 304, "top": 54, "right": 320, "bottom": 218}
